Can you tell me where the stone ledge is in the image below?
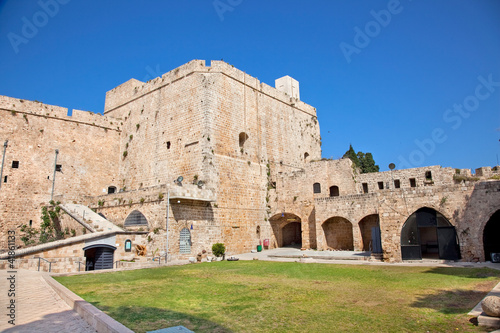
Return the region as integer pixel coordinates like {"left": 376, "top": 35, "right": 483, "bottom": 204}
{"left": 469, "top": 281, "right": 500, "bottom": 328}
{"left": 42, "top": 272, "right": 134, "bottom": 333}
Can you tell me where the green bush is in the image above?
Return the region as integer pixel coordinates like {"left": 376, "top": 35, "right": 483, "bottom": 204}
{"left": 212, "top": 243, "right": 225, "bottom": 257}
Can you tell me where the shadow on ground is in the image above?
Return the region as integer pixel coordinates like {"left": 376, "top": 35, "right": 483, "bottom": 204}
{"left": 411, "top": 289, "right": 488, "bottom": 314}
{"left": 423, "top": 267, "right": 500, "bottom": 279}
{"left": 2, "top": 309, "right": 94, "bottom": 333}
{"left": 95, "top": 303, "right": 233, "bottom": 333}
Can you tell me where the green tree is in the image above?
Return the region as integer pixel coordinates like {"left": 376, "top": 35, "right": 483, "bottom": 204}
{"left": 343, "top": 144, "right": 360, "bottom": 168}
{"left": 344, "top": 146, "right": 379, "bottom": 174}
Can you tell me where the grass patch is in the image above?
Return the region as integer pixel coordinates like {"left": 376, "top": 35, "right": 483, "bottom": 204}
{"left": 55, "top": 262, "right": 499, "bottom": 333}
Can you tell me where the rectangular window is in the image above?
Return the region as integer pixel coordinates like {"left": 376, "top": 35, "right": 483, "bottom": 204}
{"left": 3, "top": 176, "right": 7, "bottom": 183}
{"left": 378, "top": 181, "right": 384, "bottom": 190}
{"left": 410, "top": 178, "right": 416, "bottom": 187}
{"left": 55, "top": 164, "right": 62, "bottom": 172}
{"left": 362, "top": 183, "right": 368, "bottom": 194}
{"left": 12, "top": 161, "right": 19, "bottom": 168}
{"left": 394, "top": 179, "right": 401, "bottom": 188}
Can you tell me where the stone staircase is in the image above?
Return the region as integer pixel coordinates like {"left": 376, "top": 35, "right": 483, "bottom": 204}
{"left": 61, "top": 204, "right": 123, "bottom": 233}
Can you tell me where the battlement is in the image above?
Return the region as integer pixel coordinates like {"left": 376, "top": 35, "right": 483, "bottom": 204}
{"left": 0, "top": 95, "right": 120, "bottom": 130}
{"left": 104, "top": 59, "right": 316, "bottom": 117}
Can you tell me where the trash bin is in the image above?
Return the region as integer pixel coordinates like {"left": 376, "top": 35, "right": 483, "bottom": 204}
{"left": 257, "top": 245, "right": 262, "bottom": 252}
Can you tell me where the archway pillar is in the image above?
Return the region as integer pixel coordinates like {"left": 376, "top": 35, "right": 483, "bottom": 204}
{"left": 352, "top": 222, "right": 363, "bottom": 251}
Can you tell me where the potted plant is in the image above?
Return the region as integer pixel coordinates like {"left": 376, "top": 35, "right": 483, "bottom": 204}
{"left": 212, "top": 243, "right": 226, "bottom": 261}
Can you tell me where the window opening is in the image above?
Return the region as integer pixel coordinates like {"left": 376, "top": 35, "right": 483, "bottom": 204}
{"left": 3, "top": 176, "right": 7, "bottom": 183}
{"left": 239, "top": 132, "right": 249, "bottom": 148}
{"left": 167, "top": 141, "right": 171, "bottom": 149}
{"left": 362, "top": 183, "right": 369, "bottom": 193}
{"left": 55, "top": 164, "right": 62, "bottom": 172}
{"left": 410, "top": 178, "right": 416, "bottom": 187}
{"left": 108, "top": 186, "right": 117, "bottom": 194}
{"left": 12, "top": 161, "right": 19, "bottom": 168}
{"left": 378, "top": 182, "right": 384, "bottom": 190}
{"left": 313, "top": 182, "right": 321, "bottom": 194}
{"left": 329, "top": 185, "right": 339, "bottom": 197}
{"left": 394, "top": 179, "right": 401, "bottom": 188}
{"left": 425, "top": 171, "right": 432, "bottom": 181}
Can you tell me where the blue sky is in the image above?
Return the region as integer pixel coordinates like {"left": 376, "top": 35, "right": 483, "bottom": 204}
{"left": 1, "top": 0, "right": 499, "bottom": 171}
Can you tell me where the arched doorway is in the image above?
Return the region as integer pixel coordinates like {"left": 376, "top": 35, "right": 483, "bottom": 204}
{"left": 322, "top": 217, "right": 353, "bottom": 250}
{"left": 179, "top": 228, "right": 192, "bottom": 254}
{"left": 124, "top": 210, "right": 148, "bottom": 227}
{"left": 269, "top": 213, "right": 302, "bottom": 248}
{"left": 483, "top": 210, "right": 500, "bottom": 261}
{"left": 83, "top": 244, "right": 116, "bottom": 271}
{"left": 401, "top": 207, "right": 460, "bottom": 260}
{"left": 359, "top": 214, "right": 381, "bottom": 252}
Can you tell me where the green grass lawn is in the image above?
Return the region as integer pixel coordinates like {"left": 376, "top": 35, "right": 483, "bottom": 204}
{"left": 55, "top": 261, "right": 500, "bottom": 333}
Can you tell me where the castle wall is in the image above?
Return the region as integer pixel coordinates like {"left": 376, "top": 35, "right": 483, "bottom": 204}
{"left": 0, "top": 96, "right": 121, "bottom": 249}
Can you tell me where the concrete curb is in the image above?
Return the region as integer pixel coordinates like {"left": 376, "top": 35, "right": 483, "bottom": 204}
{"left": 41, "top": 272, "right": 134, "bottom": 333}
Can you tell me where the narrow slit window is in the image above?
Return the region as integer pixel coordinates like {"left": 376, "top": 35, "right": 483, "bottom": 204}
{"left": 166, "top": 141, "right": 171, "bottom": 149}
{"left": 3, "top": 176, "right": 7, "bottom": 183}
{"left": 362, "top": 183, "right": 368, "bottom": 193}
{"left": 12, "top": 161, "right": 19, "bottom": 168}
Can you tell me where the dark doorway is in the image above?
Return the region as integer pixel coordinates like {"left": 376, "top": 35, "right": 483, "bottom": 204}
{"left": 401, "top": 207, "right": 460, "bottom": 260}
{"left": 483, "top": 210, "right": 500, "bottom": 261}
{"left": 282, "top": 222, "right": 302, "bottom": 247}
{"left": 83, "top": 244, "right": 116, "bottom": 271}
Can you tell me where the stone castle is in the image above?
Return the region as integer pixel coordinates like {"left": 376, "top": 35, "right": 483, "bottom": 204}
{"left": 1, "top": 60, "right": 499, "bottom": 272}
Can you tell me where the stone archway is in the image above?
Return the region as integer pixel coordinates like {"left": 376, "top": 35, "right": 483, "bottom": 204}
{"left": 269, "top": 213, "right": 302, "bottom": 248}
{"left": 322, "top": 217, "right": 353, "bottom": 250}
{"left": 401, "top": 207, "right": 460, "bottom": 260}
{"left": 483, "top": 210, "right": 500, "bottom": 261}
{"left": 359, "top": 214, "right": 380, "bottom": 252}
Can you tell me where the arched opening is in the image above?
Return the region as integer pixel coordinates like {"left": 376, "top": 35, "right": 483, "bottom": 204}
{"left": 239, "top": 132, "right": 249, "bottom": 148}
{"left": 483, "top": 210, "right": 500, "bottom": 261}
{"left": 329, "top": 186, "right": 339, "bottom": 197}
{"left": 401, "top": 207, "right": 460, "bottom": 260}
{"left": 304, "top": 152, "right": 309, "bottom": 162}
{"left": 83, "top": 244, "right": 116, "bottom": 271}
{"left": 322, "top": 217, "right": 353, "bottom": 250}
{"left": 124, "top": 210, "right": 148, "bottom": 227}
{"left": 269, "top": 213, "right": 302, "bottom": 248}
{"left": 179, "top": 228, "right": 191, "bottom": 254}
{"left": 107, "top": 186, "right": 117, "bottom": 194}
{"left": 313, "top": 182, "right": 321, "bottom": 194}
{"left": 359, "top": 214, "right": 381, "bottom": 252}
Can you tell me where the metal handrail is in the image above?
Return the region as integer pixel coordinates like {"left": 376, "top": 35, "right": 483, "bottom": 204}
{"left": 75, "top": 261, "right": 83, "bottom": 272}
{"left": 36, "top": 257, "right": 55, "bottom": 272}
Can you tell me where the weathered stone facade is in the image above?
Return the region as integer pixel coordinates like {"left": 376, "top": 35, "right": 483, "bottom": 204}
{"left": 1, "top": 59, "right": 499, "bottom": 268}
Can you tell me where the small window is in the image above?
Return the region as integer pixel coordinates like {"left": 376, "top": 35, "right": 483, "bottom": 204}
{"left": 3, "top": 176, "right": 7, "bottom": 183}
{"left": 239, "top": 132, "right": 249, "bottom": 148}
{"left": 329, "top": 185, "right": 339, "bottom": 197}
{"left": 29, "top": 220, "right": 33, "bottom": 227}
{"left": 108, "top": 186, "right": 117, "bottom": 194}
{"left": 409, "top": 178, "right": 416, "bottom": 187}
{"left": 12, "top": 161, "right": 19, "bottom": 168}
{"left": 425, "top": 171, "right": 432, "bottom": 181}
{"left": 313, "top": 182, "right": 321, "bottom": 194}
{"left": 55, "top": 164, "right": 62, "bottom": 172}
{"left": 362, "top": 183, "right": 368, "bottom": 194}
{"left": 124, "top": 239, "right": 132, "bottom": 252}
{"left": 394, "top": 179, "right": 401, "bottom": 188}
{"left": 304, "top": 152, "right": 309, "bottom": 161}
{"left": 166, "top": 141, "right": 171, "bottom": 149}
{"left": 378, "top": 181, "right": 384, "bottom": 190}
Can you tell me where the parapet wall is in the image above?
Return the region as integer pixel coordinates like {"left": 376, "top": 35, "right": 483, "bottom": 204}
{"left": 0, "top": 95, "right": 120, "bottom": 130}
{"left": 104, "top": 59, "right": 317, "bottom": 117}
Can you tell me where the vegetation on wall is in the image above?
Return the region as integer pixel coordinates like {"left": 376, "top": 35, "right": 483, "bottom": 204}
{"left": 343, "top": 145, "right": 379, "bottom": 173}
{"left": 20, "top": 201, "right": 65, "bottom": 246}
